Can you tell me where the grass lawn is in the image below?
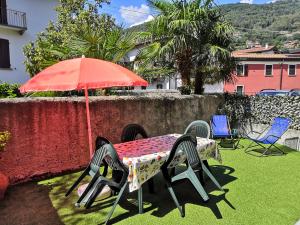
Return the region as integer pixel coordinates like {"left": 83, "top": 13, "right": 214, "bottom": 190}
{"left": 1, "top": 139, "right": 300, "bottom": 225}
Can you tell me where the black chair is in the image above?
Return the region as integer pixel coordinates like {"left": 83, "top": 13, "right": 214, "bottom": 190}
{"left": 120, "top": 124, "right": 155, "bottom": 193}
{"left": 161, "top": 134, "right": 224, "bottom": 217}
{"left": 121, "top": 124, "right": 148, "bottom": 142}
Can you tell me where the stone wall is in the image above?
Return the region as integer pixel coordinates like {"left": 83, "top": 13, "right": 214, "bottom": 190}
{"left": 219, "top": 94, "right": 300, "bottom": 150}
{"left": 220, "top": 94, "right": 300, "bottom": 130}
{"left": 0, "top": 95, "right": 223, "bottom": 184}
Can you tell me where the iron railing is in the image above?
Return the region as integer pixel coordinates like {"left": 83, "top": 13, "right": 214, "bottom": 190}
{"left": 0, "top": 8, "right": 27, "bottom": 29}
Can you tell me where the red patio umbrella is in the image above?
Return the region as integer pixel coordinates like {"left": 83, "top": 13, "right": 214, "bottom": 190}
{"left": 20, "top": 57, "right": 148, "bottom": 158}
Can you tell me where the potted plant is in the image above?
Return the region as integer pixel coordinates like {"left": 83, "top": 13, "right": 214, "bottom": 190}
{"left": 0, "top": 131, "right": 10, "bottom": 200}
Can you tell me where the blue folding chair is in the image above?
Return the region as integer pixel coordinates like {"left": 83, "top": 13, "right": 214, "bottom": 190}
{"left": 245, "top": 117, "right": 292, "bottom": 157}
{"left": 211, "top": 115, "right": 239, "bottom": 149}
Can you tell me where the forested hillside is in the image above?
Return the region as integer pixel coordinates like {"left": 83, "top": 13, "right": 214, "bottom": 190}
{"left": 222, "top": 0, "right": 300, "bottom": 49}
{"left": 127, "top": 0, "right": 300, "bottom": 50}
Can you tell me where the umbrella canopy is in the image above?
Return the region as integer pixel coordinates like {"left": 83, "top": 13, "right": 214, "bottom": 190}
{"left": 20, "top": 57, "right": 148, "bottom": 92}
{"left": 20, "top": 57, "right": 148, "bottom": 158}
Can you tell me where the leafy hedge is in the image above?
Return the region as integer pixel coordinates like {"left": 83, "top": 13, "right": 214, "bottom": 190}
{"left": 0, "top": 82, "right": 22, "bottom": 98}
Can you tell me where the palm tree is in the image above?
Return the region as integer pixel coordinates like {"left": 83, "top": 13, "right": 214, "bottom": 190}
{"left": 39, "top": 24, "right": 137, "bottom": 68}
{"left": 135, "top": 0, "right": 236, "bottom": 94}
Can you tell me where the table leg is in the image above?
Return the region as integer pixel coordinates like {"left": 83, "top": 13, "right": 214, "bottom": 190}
{"left": 138, "top": 187, "right": 143, "bottom": 214}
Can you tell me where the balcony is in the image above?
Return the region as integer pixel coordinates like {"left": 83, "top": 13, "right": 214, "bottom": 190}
{"left": 0, "top": 8, "right": 27, "bottom": 34}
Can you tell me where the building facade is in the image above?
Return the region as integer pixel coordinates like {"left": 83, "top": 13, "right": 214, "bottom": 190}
{"left": 0, "top": 0, "right": 58, "bottom": 83}
{"left": 126, "top": 48, "right": 223, "bottom": 93}
{"left": 224, "top": 46, "right": 300, "bottom": 95}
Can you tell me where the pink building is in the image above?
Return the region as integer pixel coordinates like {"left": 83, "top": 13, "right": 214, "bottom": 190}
{"left": 224, "top": 46, "right": 300, "bottom": 95}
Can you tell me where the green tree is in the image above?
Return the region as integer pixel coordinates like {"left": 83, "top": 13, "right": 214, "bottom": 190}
{"left": 135, "top": 0, "right": 235, "bottom": 94}
{"left": 23, "top": 0, "right": 137, "bottom": 77}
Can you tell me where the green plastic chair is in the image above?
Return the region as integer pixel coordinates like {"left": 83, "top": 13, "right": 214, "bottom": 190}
{"left": 161, "top": 135, "right": 224, "bottom": 217}
{"left": 184, "top": 120, "right": 211, "bottom": 174}
{"left": 121, "top": 124, "right": 148, "bottom": 142}
{"left": 184, "top": 120, "right": 211, "bottom": 139}
{"left": 65, "top": 136, "right": 110, "bottom": 200}
{"left": 92, "top": 144, "right": 129, "bottom": 224}
{"left": 83, "top": 143, "right": 129, "bottom": 225}
{"left": 65, "top": 138, "right": 129, "bottom": 225}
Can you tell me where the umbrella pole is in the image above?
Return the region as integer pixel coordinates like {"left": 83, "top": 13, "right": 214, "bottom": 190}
{"left": 84, "top": 87, "right": 93, "bottom": 159}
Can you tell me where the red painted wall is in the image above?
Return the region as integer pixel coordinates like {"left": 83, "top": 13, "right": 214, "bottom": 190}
{"left": 224, "top": 64, "right": 300, "bottom": 95}
{"left": 0, "top": 96, "right": 223, "bottom": 184}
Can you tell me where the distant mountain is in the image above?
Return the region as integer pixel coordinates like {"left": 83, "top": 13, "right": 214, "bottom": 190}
{"left": 127, "top": 0, "right": 300, "bottom": 50}
{"left": 222, "top": 0, "right": 300, "bottom": 49}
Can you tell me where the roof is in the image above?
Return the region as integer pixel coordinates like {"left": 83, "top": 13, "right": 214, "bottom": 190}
{"left": 289, "top": 48, "right": 300, "bottom": 54}
{"left": 232, "top": 52, "right": 300, "bottom": 60}
{"left": 235, "top": 46, "right": 275, "bottom": 54}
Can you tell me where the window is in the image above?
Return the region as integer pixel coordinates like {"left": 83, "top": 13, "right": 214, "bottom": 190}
{"left": 265, "top": 64, "right": 273, "bottom": 76}
{"left": 0, "top": 0, "right": 8, "bottom": 25}
{"left": 156, "top": 84, "right": 163, "bottom": 89}
{"left": 236, "top": 65, "right": 244, "bottom": 76}
{"left": 288, "top": 65, "right": 296, "bottom": 76}
{"left": 236, "top": 86, "right": 244, "bottom": 95}
{"left": 236, "top": 64, "right": 248, "bottom": 76}
{"left": 0, "top": 38, "right": 10, "bottom": 68}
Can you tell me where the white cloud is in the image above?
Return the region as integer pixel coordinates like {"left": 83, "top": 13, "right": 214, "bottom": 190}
{"left": 240, "top": 0, "right": 254, "bottom": 3}
{"left": 119, "top": 4, "right": 153, "bottom": 26}
{"left": 130, "top": 15, "right": 154, "bottom": 27}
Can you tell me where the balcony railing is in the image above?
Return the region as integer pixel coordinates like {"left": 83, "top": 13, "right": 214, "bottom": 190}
{"left": 0, "top": 8, "right": 27, "bottom": 33}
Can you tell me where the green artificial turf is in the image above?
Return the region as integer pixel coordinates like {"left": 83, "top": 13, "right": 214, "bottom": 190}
{"left": 39, "top": 139, "right": 300, "bottom": 225}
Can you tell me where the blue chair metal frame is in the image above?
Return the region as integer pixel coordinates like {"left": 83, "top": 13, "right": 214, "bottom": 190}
{"left": 245, "top": 117, "right": 292, "bottom": 157}
{"left": 211, "top": 115, "right": 240, "bottom": 149}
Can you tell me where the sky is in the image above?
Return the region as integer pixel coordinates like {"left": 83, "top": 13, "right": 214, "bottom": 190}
{"left": 99, "top": 0, "right": 281, "bottom": 27}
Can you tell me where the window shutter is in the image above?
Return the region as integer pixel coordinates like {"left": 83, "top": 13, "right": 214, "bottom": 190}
{"left": 0, "top": 0, "right": 8, "bottom": 24}
{"left": 244, "top": 64, "right": 248, "bottom": 76}
{"left": 0, "top": 39, "right": 10, "bottom": 68}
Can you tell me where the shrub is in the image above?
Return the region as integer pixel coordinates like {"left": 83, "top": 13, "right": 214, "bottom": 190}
{"left": 0, "top": 131, "right": 10, "bottom": 151}
{"left": 178, "top": 85, "right": 192, "bottom": 95}
{"left": 0, "top": 82, "right": 22, "bottom": 98}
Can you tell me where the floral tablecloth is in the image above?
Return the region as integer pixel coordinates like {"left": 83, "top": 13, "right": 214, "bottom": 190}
{"left": 114, "top": 134, "right": 221, "bottom": 192}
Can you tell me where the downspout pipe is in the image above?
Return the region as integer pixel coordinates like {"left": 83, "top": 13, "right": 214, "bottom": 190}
{"left": 279, "top": 59, "right": 284, "bottom": 90}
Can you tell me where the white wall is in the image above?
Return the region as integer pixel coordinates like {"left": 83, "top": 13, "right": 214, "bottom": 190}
{"left": 0, "top": 0, "right": 58, "bottom": 83}
{"left": 126, "top": 46, "right": 224, "bottom": 92}
{"left": 204, "top": 82, "right": 224, "bottom": 93}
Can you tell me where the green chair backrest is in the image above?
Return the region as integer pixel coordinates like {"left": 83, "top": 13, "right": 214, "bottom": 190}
{"left": 90, "top": 145, "right": 107, "bottom": 176}
{"left": 103, "top": 143, "right": 128, "bottom": 173}
{"left": 184, "top": 120, "right": 210, "bottom": 139}
{"left": 164, "top": 134, "right": 200, "bottom": 169}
